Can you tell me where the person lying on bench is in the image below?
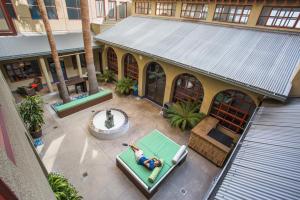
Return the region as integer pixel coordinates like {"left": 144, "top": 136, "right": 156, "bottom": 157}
{"left": 130, "top": 145, "right": 161, "bottom": 170}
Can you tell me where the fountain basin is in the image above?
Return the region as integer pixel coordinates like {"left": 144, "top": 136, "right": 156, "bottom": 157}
{"left": 89, "top": 109, "right": 129, "bottom": 140}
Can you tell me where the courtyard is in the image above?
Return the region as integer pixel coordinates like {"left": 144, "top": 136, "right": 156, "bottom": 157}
{"left": 38, "top": 84, "right": 219, "bottom": 200}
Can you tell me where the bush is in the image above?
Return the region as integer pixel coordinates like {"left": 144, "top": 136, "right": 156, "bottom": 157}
{"left": 97, "top": 69, "right": 115, "bottom": 83}
{"left": 115, "top": 77, "right": 135, "bottom": 95}
{"left": 19, "top": 95, "right": 44, "bottom": 132}
{"left": 48, "top": 173, "right": 82, "bottom": 200}
{"left": 166, "top": 101, "right": 205, "bottom": 131}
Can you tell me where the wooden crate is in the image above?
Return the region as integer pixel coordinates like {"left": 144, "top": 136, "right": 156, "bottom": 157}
{"left": 188, "top": 116, "right": 232, "bottom": 167}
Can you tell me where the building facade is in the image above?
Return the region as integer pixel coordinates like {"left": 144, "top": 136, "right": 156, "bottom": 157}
{"left": 96, "top": 0, "right": 300, "bottom": 135}
{"left": 0, "top": 0, "right": 132, "bottom": 96}
{"left": 0, "top": 0, "right": 132, "bottom": 34}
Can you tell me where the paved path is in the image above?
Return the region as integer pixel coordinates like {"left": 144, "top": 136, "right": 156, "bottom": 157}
{"left": 39, "top": 84, "right": 219, "bottom": 200}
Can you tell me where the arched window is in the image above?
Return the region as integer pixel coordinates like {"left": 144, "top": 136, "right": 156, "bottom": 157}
{"left": 107, "top": 47, "right": 118, "bottom": 74}
{"left": 124, "top": 54, "right": 138, "bottom": 81}
{"left": 173, "top": 73, "right": 204, "bottom": 103}
{"left": 210, "top": 90, "right": 256, "bottom": 134}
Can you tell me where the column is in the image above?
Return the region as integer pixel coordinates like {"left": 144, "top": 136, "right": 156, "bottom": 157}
{"left": 38, "top": 57, "right": 53, "bottom": 93}
{"left": 76, "top": 54, "right": 83, "bottom": 78}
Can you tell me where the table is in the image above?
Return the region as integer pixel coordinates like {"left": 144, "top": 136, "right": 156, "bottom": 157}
{"left": 65, "top": 77, "right": 87, "bottom": 94}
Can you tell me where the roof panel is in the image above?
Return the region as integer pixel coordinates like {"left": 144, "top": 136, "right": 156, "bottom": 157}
{"left": 94, "top": 17, "right": 300, "bottom": 99}
{"left": 0, "top": 32, "right": 100, "bottom": 61}
{"left": 208, "top": 98, "right": 300, "bottom": 200}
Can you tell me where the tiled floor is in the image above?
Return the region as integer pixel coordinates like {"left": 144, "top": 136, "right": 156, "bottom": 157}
{"left": 39, "top": 83, "right": 219, "bottom": 200}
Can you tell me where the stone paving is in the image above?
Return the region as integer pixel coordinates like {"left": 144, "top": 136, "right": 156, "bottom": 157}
{"left": 39, "top": 83, "right": 219, "bottom": 200}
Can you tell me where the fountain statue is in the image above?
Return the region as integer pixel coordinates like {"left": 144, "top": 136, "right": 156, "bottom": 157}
{"left": 105, "top": 109, "right": 114, "bottom": 129}
{"left": 89, "top": 108, "right": 129, "bottom": 140}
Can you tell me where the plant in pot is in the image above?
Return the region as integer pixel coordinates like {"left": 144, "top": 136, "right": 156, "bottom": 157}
{"left": 115, "top": 77, "right": 135, "bottom": 95}
{"left": 48, "top": 172, "right": 83, "bottom": 200}
{"left": 166, "top": 101, "right": 205, "bottom": 131}
{"left": 19, "top": 95, "right": 44, "bottom": 138}
{"left": 97, "top": 69, "right": 115, "bottom": 83}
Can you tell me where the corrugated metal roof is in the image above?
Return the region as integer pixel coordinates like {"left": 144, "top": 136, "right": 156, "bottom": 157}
{"left": 94, "top": 16, "right": 300, "bottom": 100}
{"left": 207, "top": 98, "right": 300, "bottom": 200}
{"left": 0, "top": 32, "right": 100, "bottom": 61}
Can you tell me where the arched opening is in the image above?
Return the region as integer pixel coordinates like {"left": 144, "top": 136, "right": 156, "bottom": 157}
{"left": 172, "top": 73, "right": 204, "bottom": 104}
{"left": 107, "top": 47, "right": 118, "bottom": 74}
{"left": 145, "top": 62, "right": 166, "bottom": 105}
{"left": 124, "top": 53, "right": 138, "bottom": 81}
{"left": 209, "top": 90, "right": 256, "bottom": 134}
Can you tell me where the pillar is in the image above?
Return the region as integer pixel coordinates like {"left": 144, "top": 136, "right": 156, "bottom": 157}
{"left": 38, "top": 57, "right": 53, "bottom": 93}
{"left": 206, "top": 2, "right": 216, "bottom": 22}
{"left": 117, "top": 54, "right": 123, "bottom": 81}
{"left": 76, "top": 54, "right": 83, "bottom": 78}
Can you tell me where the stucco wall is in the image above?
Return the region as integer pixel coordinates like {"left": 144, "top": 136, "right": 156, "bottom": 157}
{"left": 132, "top": 1, "right": 300, "bottom": 33}
{"left": 101, "top": 44, "right": 262, "bottom": 114}
{"left": 290, "top": 66, "right": 300, "bottom": 97}
{"left": 0, "top": 70, "right": 55, "bottom": 199}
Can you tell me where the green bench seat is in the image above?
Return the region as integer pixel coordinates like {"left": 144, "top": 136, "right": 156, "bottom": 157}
{"left": 55, "top": 89, "right": 112, "bottom": 118}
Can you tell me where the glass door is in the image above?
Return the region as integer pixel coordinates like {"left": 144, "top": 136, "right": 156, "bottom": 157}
{"left": 146, "top": 62, "right": 166, "bottom": 105}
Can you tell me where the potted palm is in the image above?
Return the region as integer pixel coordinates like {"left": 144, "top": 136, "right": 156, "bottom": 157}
{"left": 19, "top": 95, "right": 44, "bottom": 138}
{"left": 115, "top": 77, "right": 135, "bottom": 95}
{"left": 166, "top": 101, "right": 205, "bottom": 131}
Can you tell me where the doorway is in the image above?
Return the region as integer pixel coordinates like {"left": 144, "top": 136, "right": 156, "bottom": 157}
{"left": 145, "top": 62, "right": 166, "bottom": 105}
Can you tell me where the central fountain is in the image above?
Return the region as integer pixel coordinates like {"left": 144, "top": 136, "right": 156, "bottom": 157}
{"left": 89, "top": 108, "right": 129, "bottom": 140}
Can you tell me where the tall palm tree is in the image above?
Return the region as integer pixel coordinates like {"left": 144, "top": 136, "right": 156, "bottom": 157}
{"left": 36, "top": 0, "right": 70, "bottom": 103}
{"left": 80, "top": 0, "right": 99, "bottom": 95}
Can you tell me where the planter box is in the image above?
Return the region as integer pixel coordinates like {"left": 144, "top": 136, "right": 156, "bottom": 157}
{"left": 55, "top": 89, "right": 112, "bottom": 118}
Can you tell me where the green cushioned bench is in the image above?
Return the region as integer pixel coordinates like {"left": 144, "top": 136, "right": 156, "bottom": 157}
{"left": 116, "top": 130, "right": 188, "bottom": 198}
{"left": 55, "top": 89, "right": 112, "bottom": 118}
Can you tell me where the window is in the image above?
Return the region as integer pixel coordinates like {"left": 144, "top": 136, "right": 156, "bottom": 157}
{"left": 108, "top": 1, "right": 116, "bottom": 19}
{"left": 124, "top": 54, "right": 138, "bottom": 81}
{"left": 135, "top": 1, "right": 151, "bottom": 15}
{"left": 173, "top": 74, "right": 204, "bottom": 103}
{"left": 96, "top": 0, "right": 105, "bottom": 17}
{"left": 4, "top": 60, "right": 41, "bottom": 82}
{"left": 65, "top": 0, "right": 81, "bottom": 19}
{"left": 27, "top": 0, "right": 58, "bottom": 20}
{"left": 210, "top": 90, "right": 256, "bottom": 134}
{"left": 213, "top": 5, "right": 252, "bottom": 24}
{"left": 4, "top": 0, "right": 16, "bottom": 18}
{"left": 119, "top": 2, "right": 127, "bottom": 19}
{"left": 107, "top": 47, "right": 118, "bottom": 74}
{"left": 257, "top": 7, "right": 300, "bottom": 29}
{"left": 156, "top": 2, "right": 176, "bottom": 17}
{"left": 0, "top": 1, "right": 16, "bottom": 35}
{"left": 181, "top": 3, "right": 208, "bottom": 20}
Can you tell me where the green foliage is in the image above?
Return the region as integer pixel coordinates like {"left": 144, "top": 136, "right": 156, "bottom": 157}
{"left": 115, "top": 77, "right": 136, "bottom": 95}
{"left": 166, "top": 101, "right": 205, "bottom": 131}
{"left": 97, "top": 69, "right": 115, "bottom": 83}
{"left": 48, "top": 173, "right": 83, "bottom": 200}
{"left": 19, "top": 95, "right": 44, "bottom": 132}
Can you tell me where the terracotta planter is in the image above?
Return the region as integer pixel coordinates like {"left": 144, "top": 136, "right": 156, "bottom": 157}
{"left": 30, "top": 129, "right": 42, "bottom": 139}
